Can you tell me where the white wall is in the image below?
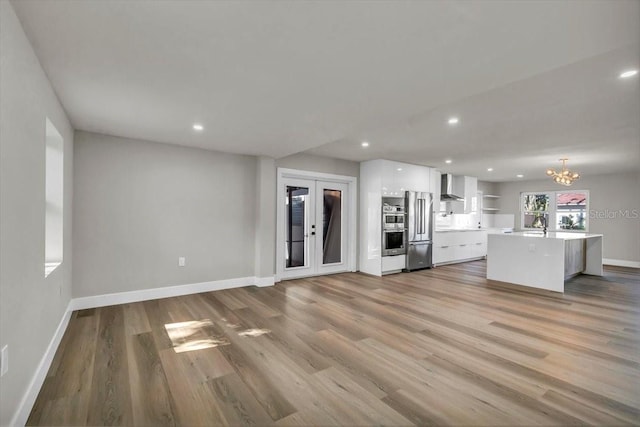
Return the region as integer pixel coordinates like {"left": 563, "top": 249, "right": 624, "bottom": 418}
{"left": 496, "top": 171, "right": 640, "bottom": 263}
{"left": 0, "top": 1, "right": 74, "bottom": 424}
{"left": 276, "top": 152, "right": 360, "bottom": 179}
{"left": 73, "top": 131, "right": 258, "bottom": 297}
{"left": 254, "top": 156, "right": 276, "bottom": 279}
{"left": 478, "top": 180, "right": 498, "bottom": 196}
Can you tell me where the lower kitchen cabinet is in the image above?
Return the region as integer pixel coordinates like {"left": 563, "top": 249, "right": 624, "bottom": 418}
{"left": 433, "top": 230, "right": 487, "bottom": 266}
{"left": 382, "top": 254, "right": 406, "bottom": 274}
{"left": 433, "top": 244, "right": 456, "bottom": 264}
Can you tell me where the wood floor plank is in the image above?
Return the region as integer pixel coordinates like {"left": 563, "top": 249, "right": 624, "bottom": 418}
{"left": 312, "top": 367, "right": 413, "bottom": 426}
{"left": 27, "top": 315, "right": 99, "bottom": 426}
{"left": 541, "top": 389, "right": 635, "bottom": 426}
{"left": 298, "top": 328, "right": 402, "bottom": 398}
{"left": 205, "top": 373, "right": 273, "bottom": 425}
{"left": 216, "top": 336, "right": 297, "bottom": 421}
{"left": 29, "top": 262, "right": 640, "bottom": 426}
{"left": 142, "top": 299, "right": 175, "bottom": 352}
{"left": 127, "top": 332, "right": 177, "bottom": 426}
{"left": 86, "top": 305, "right": 133, "bottom": 426}
{"left": 417, "top": 321, "right": 640, "bottom": 423}
{"left": 233, "top": 307, "right": 333, "bottom": 374}
{"left": 158, "top": 348, "right": 227, "bottom": 426}
{"left": 122, "top": 303, "right": 151, "bottom": 336}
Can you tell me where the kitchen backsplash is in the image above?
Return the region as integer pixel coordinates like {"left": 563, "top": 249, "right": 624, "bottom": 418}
{"left": 436, "top": 213, "right": 515, "bottom": 230}
{"left": 481, "top": 214, "right": 515, "bottom": 229}
{"left": 435, "top": 213, "right": 479, "bottom": 229}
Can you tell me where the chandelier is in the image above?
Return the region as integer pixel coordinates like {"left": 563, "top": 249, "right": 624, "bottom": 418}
{"left": 546, "top": 158, "right": 580, "bottom": 186}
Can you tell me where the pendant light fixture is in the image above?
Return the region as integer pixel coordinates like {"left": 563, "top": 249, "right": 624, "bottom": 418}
{"left": 546, "top": 158, "right": 580, "bottom": 186}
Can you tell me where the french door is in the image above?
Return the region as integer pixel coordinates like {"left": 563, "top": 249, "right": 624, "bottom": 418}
{"left": 278, "top": 177, "right": 349, "bottom": 280}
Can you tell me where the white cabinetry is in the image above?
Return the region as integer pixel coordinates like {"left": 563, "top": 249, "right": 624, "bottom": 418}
{"left": 381, "top": 161, "right": 430, "bottom": 196}
{"left": 430, "top": 169, "right": 441, "bottom": 213}
{"left": 382, "top": 255, "right": 406, "bottom": 273}
{"left": 360, "top": 160, "right": 384, "bottom": 276}
{"left": 464, "top": 176, "right": 478, "bottom": 214}
{"left": 433, "top": 230, "right": 487, "bottom": 265}
{"left": 360, "top": 159, "right": 436, "bottom": 276}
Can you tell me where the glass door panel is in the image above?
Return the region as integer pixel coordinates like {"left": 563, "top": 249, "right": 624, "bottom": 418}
{"left": 322, "top": 188, "right": 342, "bottom": 264}
{"left": 316, "top": 181, "right": 348, "bottom": 275}
{"left": 285, "top": 186, "right": 309, "bottom": 268}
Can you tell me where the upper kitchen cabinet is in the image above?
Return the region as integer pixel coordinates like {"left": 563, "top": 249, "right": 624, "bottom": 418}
{"left": 464, "top": 176, "right": 478, "bottom": 214}
{"left": 430, "top": 169, "right": 441, "bottom": 212}
{"left": 381, "top": 160, "right": 430, "bottom": 195}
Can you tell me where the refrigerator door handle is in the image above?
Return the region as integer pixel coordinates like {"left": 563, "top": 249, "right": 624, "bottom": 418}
{"left": 417, "top": 198, "right": 424, "bottom": 235}
{"left": 421, "top": 199, "right": 426, "bottom": 235}
{"left": 415, "top": 199, "right": 420, "bottom": 236}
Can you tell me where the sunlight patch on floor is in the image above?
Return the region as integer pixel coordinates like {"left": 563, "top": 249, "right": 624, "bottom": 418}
{"left": 238, "top": 328, "right": 271, "bottom": 337}
{"left": 164, "top": 319, "right": 230, "bottom": 353}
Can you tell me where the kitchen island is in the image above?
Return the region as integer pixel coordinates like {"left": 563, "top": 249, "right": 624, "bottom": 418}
{"left": 487, "top": 232, "right": 603, "bottom": 292}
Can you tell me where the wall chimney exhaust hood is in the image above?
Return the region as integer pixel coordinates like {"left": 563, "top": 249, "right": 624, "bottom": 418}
{"left": 440, "top": 174, "right": 465, "bottom": 201}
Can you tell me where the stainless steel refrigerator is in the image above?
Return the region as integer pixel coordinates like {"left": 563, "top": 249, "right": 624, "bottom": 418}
{"left": 405, "top": 191, "right": 433, "bottom": 271}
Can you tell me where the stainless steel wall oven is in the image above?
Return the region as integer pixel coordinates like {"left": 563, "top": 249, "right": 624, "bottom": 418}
{"left": 382, "top": 198, "right": 406, "bottom": 256}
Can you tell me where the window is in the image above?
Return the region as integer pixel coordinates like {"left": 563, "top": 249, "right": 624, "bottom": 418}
{"left": 45, "top": 118, "right": 63, "bottom": 277}
{"left": 522, "top": 193, "right": 550, "bottom": 229}
{"left": 556, "top": 192, "right": 587, "bottom": 230}
{"left": 521, "top": 190, "right": 588, "bottom": 231}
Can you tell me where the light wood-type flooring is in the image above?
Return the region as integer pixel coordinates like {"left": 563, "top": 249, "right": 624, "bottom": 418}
{"left": 28, "top": 261, "right": 640, "bottom": 426}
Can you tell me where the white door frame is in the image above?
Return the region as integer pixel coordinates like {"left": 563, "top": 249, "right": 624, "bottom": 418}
{"left": 276, "top": 168, "right": 357, "bottom": 281}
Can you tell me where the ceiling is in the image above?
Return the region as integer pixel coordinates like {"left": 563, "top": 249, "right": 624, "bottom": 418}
{"left": 12, "top": 0, "right": 640, "bottom": 181}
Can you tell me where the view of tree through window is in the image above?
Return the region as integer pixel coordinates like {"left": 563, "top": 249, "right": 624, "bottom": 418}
{"left": 521, "top": 191, "right": 588, "bottom": 231}
{"left": 522, "top": 194, "right": 550, "bottom": 229}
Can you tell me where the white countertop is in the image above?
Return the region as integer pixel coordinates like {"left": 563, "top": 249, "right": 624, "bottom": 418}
{"left": 435, "top": 228, "right": 487, "bottom": 232}
{"left": 492, "top": 231, "right": 603, "bottom": 240}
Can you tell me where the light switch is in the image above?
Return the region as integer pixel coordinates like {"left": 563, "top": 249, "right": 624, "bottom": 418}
{"left": 178, "top": 257, "right": 186, "bottom": 267}
{"left": 528, "top": 244, "right": 536, "bottom": 252}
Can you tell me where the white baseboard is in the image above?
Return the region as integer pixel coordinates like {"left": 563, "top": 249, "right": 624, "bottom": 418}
{"left": 254, "top": 276, "right": 275, "bottom": 287}
{"left": 70, "top": 275, "right": 275, "bottom": 311}
{"left": 603, "top": 258, "right": 640, "bottom": 268}
{"left": 12, "top": 301, "right": 73, "bottom": 427}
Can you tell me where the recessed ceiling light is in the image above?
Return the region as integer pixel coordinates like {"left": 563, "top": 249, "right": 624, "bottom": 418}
{"left": 448, "top": 117, "right": 459, "bottom": 125}
{"left": 192, "top": 123, "right": 204, "bottom": 131}
{"left": 397, "top": 168, "right": 403, "bottom": 171}
{"left": 487, "top": 168, "right": 493, "bottom": 172}
{"left": 619, "top": 69, "right": 638, "bottom": 79}
{"left": 361, "top": 141, "right": 370, "bottom": 147}
{"left": 516, "top": 174, "right": 524, "bottom": 178}
{"left": 445, "top": 159, "right": 452, "bottom": 164}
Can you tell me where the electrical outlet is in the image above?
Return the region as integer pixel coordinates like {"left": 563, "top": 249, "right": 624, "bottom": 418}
{"left": 1, "top": 345, "right": 8, "bottom": 376}
{"left": 528, "top": 244, "right": 536, "bottom": 252}
{"left": 178, "top": 257, "right": 186, "bottom": 267}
